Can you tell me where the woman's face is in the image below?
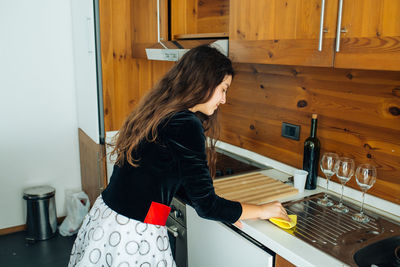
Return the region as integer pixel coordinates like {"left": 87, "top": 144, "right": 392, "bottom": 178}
{"left": 190, "top": 75, "right": 232, "bottom": 116}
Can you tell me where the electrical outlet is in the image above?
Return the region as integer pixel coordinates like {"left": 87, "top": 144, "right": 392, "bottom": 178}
{"left": 281, "top": 122, "right": 300, "bottom": 140}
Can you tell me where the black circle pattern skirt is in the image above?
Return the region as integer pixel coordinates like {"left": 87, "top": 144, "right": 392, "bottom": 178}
{"left": 68, "top": 196, "right": 176, "bottom": 267}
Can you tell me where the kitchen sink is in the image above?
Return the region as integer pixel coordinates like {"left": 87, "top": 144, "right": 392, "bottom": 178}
{"left": 353, "top": 235, "right": 400, "bottom": 267}
{"left": 282, "top": 193, "right": 400, "bottom": 267}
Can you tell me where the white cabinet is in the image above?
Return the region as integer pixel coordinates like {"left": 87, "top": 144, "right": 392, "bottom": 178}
{"left": 71, "top": 0, "right": 106, "bottom": 203}
{"left": 187, "top": 205, "right": 273, "bottom": 267}
{"left": 71, "top": 0, "right": 103, "bottom": 144}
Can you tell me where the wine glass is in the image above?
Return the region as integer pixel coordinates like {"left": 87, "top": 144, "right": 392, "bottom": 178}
{"left": 352, "top": 164, "right": 377, "bottom": 223}
{"left": 332, "top": 157, "right": 355, "bottom": 213}
{"left": 318, "top": 152, "right": 339, "bottom": 206}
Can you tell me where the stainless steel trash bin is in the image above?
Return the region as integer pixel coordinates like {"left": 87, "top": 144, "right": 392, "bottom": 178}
{"left": 23, "top": 186, "right": 57, "bottom": 241}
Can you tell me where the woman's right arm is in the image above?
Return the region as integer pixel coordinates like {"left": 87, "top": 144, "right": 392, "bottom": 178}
{"left": 166, "top": 112, "right": 289, "bottom": 225}
{"left": 235, "top": 201, "right": 290, "bottom": 228}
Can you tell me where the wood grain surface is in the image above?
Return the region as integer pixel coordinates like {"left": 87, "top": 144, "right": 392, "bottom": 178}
{"left": 229, "top": 0, "right": 400, "bottom": 71}
{"left": 275, "top": 254, "right": 296, "bottom": 267}
{"left": 219, "top": 64, "right": 400, "bottom": 205}
{"left": 334, "top": 0, "right": 400, "bottom": 71}
{"left": 78, "top": 129, "right": 106, "bottom": 206}
{"left": 229, "top": 0, "right": 339, "bottom": 66}
{"left": 171, "top": 0, "right": 229, "bottom": 39}
{"left": 99, "top": 0, "right": 400, "bottom": 205}
{"left": 99, "top": 0, "right": 174, "bottom": 130}
{"left": 214, "top": 172, "right": 298, "bottom": 204}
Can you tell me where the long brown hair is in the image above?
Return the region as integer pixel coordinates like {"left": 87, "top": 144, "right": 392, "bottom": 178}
{"left": 111, "top": 44, "right": 234, "bottom": 177}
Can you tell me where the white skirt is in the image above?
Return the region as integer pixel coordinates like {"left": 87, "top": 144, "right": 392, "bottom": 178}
{"left": 68, "top": 196, "right": 176, "bottom": 267}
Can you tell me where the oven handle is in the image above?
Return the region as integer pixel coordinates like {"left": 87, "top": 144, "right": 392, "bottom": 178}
{"left": 167, "top": 225, "right": 179, "bottom": 237}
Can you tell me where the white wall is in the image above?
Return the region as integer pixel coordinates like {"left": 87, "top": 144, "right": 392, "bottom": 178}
{"left": 0, "top": 0, "right": 82, "bottom": 229}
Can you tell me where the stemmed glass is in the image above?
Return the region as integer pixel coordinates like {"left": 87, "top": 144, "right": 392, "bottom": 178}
{"left": 318, "top": 152, "right": 339, "bottom": 206}
{"left": 352, "top": 164, "right": 377, "bottom": 223}
{"left": 332, "top": 157, "right": 355, "bottom": 213}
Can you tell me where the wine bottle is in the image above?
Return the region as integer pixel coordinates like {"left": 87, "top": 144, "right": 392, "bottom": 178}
{"left": 303, "top": 114, "right": 321, "bottom": 190}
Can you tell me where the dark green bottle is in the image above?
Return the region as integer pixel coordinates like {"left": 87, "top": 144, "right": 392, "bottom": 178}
{"left": 303, "top": 114, "right": 321, "bottom": 189}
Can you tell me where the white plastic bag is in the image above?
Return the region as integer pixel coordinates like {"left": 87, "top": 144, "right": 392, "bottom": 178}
{"left": 59, "top": 191, "right": 90, "bottom": 236}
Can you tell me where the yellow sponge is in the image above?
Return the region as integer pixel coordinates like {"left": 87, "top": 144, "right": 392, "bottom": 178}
{"left": 269, "top": 215, "right": 297, "bottom": 229}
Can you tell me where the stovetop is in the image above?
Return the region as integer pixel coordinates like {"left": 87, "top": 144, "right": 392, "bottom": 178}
{"left": 215, "top": 148, "right": 270, "bottom": 178}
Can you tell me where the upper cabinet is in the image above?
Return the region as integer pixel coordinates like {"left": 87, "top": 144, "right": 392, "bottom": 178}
{"left": 130, "top": 0, "right": 400, "bottom": 70}
{"left": 131, "top": 0, "right": 163, "bottom": 58}
{"left": 131, "top": 0, "right": 229, "bottom": 59}
{"left": 334, "top": 0, "right": 400, "bottom": 71}
{"left": 229, "top": 0, "right": 400, "bottom": 71}
{"left": 171, "top": 0, "right": 229, "bottom": 40}
{"left": 229, "top": 0, "right": 338, "bottom": 67}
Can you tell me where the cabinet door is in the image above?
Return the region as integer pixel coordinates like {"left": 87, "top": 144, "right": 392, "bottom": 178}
{"left": 229, "top": 0, "right": 338, "bottom": 66}
{"left": 186, "top": 206, "right": 273, "bottom": 267}
{"left": 131, "top": 0, "right": 168, "bottom": 58}
{"left": 171, "top": 0, "right": 229, "bottom": 39}
{"left": 334, "top": 0, "right": 400, "bottom": 71}
{"left": 72, "top": 0, "right": 100, "bottom": 142}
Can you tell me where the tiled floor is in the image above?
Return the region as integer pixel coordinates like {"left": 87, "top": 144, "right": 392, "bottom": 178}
{"left": 0, "top": 231, "right": 76, "bottom": 267}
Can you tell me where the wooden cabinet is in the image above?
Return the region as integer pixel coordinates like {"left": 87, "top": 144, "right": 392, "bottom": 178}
{"left": 229, "top": 0, "right": 338, "bottom": 67}
{"left": 131, "top": 0, "right": 229, "bottom": 58}
{"left": 334, "top": 0, "right": 400, "bottom": 71}
{"left": 229, "top": 0, "right": 400, "bottom": 71}
{"left": 131, "top": 0, "right": 165, "bottom": 58}
{"left": 275, "top": 254, "right": 296, "bottom": 267}
{"left": 171, "top": 0, "right": 229, "bottom": 40}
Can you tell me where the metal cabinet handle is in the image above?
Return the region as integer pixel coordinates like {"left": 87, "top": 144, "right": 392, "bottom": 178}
{"left": 157, "top": 0, "right": 167, "bottom": 48}
{"left": 167, "top": 225, "right": 179, "bottom": 237}
{"left": 318, "top": 0, "right": 326, "bottom": 51}
{"left": 335, "top": 0, "right": 344, "bottom": 52}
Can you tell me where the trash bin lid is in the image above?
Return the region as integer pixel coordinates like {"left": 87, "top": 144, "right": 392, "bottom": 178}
{"left": 23, "top": 186, "right": 55, "bottom": 200}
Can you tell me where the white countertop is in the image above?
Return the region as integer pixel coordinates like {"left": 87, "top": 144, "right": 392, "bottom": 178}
{"left": 216, "top": 140, "right": 400, "bottom": 267}
{"left": 104, "top": 130, "right": 399, "bottom": 266}
{"left": 233, "top": 174, "right": 347, "bottom": 267}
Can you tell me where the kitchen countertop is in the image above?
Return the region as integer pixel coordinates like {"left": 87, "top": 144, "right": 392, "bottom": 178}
{"left": 216, "top": 141, "right": 400, "bottom": 267}
{"left": 232, "top": 172, "right": 347, "bottom": 267}
{"left": 104, "top": 130, "right": 399, "bottom": 266}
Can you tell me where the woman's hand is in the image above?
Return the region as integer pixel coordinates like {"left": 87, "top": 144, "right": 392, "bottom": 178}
{"left": 234, "top": 201, "right": 290, "bottom": 228}
{"left": 258, "top": 201, "right": 289, "bottom": 221}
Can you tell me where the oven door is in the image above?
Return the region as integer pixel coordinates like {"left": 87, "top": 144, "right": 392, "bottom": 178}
{"left": 166, "top": 216, "right": 187, "bottom": 267}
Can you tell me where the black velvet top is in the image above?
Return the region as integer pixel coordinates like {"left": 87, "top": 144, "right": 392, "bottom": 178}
{"left": 102, "top": 110, "right": 242, "bottom": 224}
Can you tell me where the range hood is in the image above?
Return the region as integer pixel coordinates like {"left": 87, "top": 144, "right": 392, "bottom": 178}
{"left": 145, "top": 39, "right": 228, "bottom": 61}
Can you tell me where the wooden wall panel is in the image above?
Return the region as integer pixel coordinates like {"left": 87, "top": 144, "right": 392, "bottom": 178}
{"left": 103, "top": 58, "right": 173, "bottom": 129}
{"left": 100, "top": 0, "right": 174, "bottom": 131}
{"left": 220, "top": 64, "right": 400, "bottom": 204}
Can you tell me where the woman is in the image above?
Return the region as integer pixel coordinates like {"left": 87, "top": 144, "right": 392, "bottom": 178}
{"left": 69, "top": 45, "right": 289, "bottom": 267}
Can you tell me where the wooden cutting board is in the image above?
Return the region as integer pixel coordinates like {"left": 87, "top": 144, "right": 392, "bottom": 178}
{"left": 214, "top": 171, "right": 298, "bottom": 204}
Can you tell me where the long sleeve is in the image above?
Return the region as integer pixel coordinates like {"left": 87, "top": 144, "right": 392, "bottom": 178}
{"left": 165, "top": 111, "right": 242, "bottom": 224}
